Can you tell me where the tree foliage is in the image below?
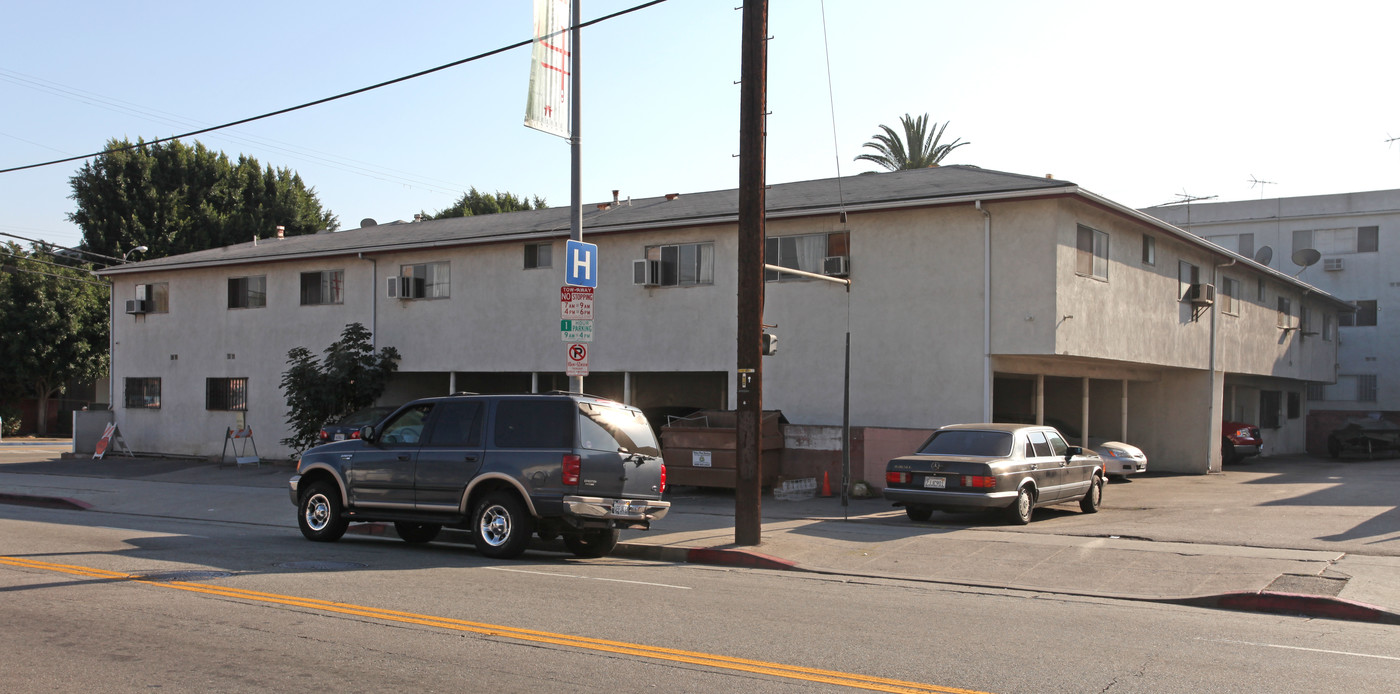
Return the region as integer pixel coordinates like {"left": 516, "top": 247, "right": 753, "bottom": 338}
{"left": 430, "top": 187, "right": 546, "bottom": 219}
{"left": 0, "top": 242, "right": 110, "bottom": 434}
{"left": 855, "top": 113, "right": 969, "bottom": 171}
{"left": 279, "top": 323, "right": 401, "bottom": 454}
{"left": 68, "top": 138, "right": 339, "bottom": 260}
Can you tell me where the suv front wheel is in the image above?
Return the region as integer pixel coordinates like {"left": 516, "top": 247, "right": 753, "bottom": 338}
{"left": 299, "top": 482, "right": 348, "bottom": 542}
{"left": 472, "top": 491, "right": 534, "bottom": 559}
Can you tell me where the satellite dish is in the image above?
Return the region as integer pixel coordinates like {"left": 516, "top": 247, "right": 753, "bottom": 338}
{"left": 1253, "top": 246, "right": 1273, "bottom": 266}
{"left": 1291, "top": 248, "right": 1321, "bottom": 268}
{"left": 360, "top": 218, "right": 378, "bottom": 228}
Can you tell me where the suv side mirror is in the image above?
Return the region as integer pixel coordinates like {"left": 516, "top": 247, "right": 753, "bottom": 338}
{"left": 1065, "top": 446, "right": 1084, "bottom": 458}
{"left": 359, "top": 425, "right": 376, "bottom": 442}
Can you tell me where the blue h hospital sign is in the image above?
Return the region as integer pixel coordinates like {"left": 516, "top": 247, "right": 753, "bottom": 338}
{"left": 565, "top": 240, "right": 598, "bottom": 288}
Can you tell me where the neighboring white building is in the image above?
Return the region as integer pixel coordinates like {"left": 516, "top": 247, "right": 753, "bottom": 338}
{"left": 1142, "top": 190, "right": 1395, "bottom": 452}
{"left": 98, "top": 167, "right": 1351, "bottom": 475}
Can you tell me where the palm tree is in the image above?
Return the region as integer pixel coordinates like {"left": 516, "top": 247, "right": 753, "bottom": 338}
{"left": 855, "top": 113, "right": 968, "bottom": 171}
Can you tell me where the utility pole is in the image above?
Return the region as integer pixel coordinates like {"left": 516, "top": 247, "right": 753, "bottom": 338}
{"left": 568, "top": 0, "right": 584, "bottom": 395}
{"left": 735, "top": 0, "right": 767, "bottom": 546}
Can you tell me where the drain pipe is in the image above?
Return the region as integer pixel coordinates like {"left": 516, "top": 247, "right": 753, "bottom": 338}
{"left": 358, "top": 253, "right": 377, "bottom": 349}
{"left": 1208, "top": 257, "right": 1237, "bottom": 471}
{"left": 976, "top": 200, "right": 992, "bottom": 422}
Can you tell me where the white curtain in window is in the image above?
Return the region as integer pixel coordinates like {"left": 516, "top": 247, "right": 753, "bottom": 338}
{"left": 794, "top": 234, "right": 824, "bottom": 273}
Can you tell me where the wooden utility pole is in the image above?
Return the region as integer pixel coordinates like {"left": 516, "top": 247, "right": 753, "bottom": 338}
{"left": 735, "top": 0, "right": 767, "bottom": 546}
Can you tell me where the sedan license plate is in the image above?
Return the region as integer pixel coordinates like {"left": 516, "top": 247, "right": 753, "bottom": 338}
{"left": 923, "top": 476, "right": 946, "bottom": 489}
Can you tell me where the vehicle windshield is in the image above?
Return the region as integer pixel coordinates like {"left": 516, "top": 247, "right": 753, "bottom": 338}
{"left": 338, "top": 406, "right": 395, "bottom": 428}
{"left": 918, "top": 430, "right": 1013, "bottom": 457}
{"left": 577, "top": 403, "right": 661, "bottom": 456}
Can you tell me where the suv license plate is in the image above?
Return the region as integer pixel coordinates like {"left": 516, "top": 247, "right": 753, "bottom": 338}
{"left": 612, "top": 500, "right": 635, "bottom": 515}
{"left": 923, "top": 476, "right": 946, "bottom": 489}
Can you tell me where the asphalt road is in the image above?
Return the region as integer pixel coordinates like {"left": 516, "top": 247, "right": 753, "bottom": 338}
{"left": 4, "top": 497, "right": 1399, "bottom": 693}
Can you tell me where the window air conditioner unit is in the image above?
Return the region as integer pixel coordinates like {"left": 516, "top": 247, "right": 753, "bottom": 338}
{"left": 1323, "top": 258, "right": 1344, "bottom": 271}
{"left": 632, "top": 259, "right": 660, "bottom": 286}
{"left": 125, "top": 299, "right": 147, "bottom": 314}
{"left": 823, "top": 255, "right": 850, "bottom": 277}
{"left": 1187, "top": 283, "right": 1215, "bottom": 306}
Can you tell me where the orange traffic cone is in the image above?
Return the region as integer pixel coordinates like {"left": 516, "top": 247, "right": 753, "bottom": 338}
{"left": 820, "top": 471, "right": 833, "bottom": 497}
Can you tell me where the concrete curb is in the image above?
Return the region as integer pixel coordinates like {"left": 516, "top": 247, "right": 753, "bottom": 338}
{"left": 1168, "top": 591, "right": 1400, "bottom": 626}
{"left": 0, "top": 493, "right": 92, "bottom": 511}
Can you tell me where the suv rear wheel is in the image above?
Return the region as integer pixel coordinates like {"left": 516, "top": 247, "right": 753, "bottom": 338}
{"left": 564, "top": 529, "right": 620, "bottom": 558}
{"left": 472, "top": 491, "right": 534, "bottom": 559}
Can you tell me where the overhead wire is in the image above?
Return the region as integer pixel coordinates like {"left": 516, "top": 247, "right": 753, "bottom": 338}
{"left": 0, "top": 0, "right": 670, "bottom": 176}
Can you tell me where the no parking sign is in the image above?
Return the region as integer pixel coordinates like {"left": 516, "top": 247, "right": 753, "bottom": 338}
{"left": 566, "top": 343, "right": 589, "bottom": 376}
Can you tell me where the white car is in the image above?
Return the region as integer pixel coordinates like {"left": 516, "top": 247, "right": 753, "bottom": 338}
{"left": 1014, "top": 416, "right": 1148, "bottom": 479}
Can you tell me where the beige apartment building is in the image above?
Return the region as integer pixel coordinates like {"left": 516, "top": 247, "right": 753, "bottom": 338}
{"left": 97, "top": 166, "right": 1351, "bottom": 476}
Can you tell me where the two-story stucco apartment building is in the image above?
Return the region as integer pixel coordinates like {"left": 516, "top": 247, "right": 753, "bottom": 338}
{"left": 97, "top": 166, "right": 1351, "bottom": 475}
{"left": 1142, "top": 190, "right": 1396, "bottom": 452}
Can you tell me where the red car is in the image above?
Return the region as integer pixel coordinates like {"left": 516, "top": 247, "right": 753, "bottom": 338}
{"left": 1222, "top": 421, "right": 1262, "bottom": 464}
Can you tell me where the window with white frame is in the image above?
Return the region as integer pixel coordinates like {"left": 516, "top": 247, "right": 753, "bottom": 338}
{"left": 645, "top": 242, "right": 713, "bottom": 286}
{"left": 765, "top": 231, "right": 849, "bottom": 281}
{"left": 524, "top": 242, "right": 552, "bottom": 269}
{"left": 1293, "top": 227, "right": 1380, "bottom": 255}
{"left": 1141, "top": 234, "right": 1156, "bottom": 266}
{"left": 400, "top": 262, "right": 450, "bottom": 299}
{"left": 136, "top": 282, "right": 169, "bottom": 313}
{"left": 124, "top": 377, "right": 160, "bottom": 409}
{"left": 1323, "top": 313, "right": 1334, "bottom": 341}
{"left": 227, "top": 275, "right": 266, "bottom": 309}
{"left": 300, "top": 270, "right": 344, "bottom": 305}
{"left": 206, "top": 377, "right": 248, "bottom": 411}
{"left": 1220, "top": 276, "right": 1239, "bottom": 315}
{"left": 1256, "top": 277, "right": 1266, "bottom": 302}
{"left": 1075, "top": 225, "right": 1108, "bottom": 280}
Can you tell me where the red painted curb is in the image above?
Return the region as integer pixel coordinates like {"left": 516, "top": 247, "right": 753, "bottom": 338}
{"left": 1185, "top": 591, "right": 1400, "bottom": 625}
{"left": 685, "top": 547, "right": 798, "bottom": 571}
{"left": 0, "top": 493, "right": 92, "bottom": 511}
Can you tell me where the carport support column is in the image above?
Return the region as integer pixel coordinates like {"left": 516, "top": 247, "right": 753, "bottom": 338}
{"left": 1034, "top": 375, "right": 1044, "bottom": 424}
{"left": 1120, "top": 379, "right": 1129, "bottom": 440}
{"left": 1080, "top": 377, "right": 1091, "bottom": 449}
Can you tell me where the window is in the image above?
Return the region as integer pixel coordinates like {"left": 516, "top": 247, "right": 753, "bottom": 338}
{"left": 1287, "top": 392, "right": 1301, "bottom": 420}
{"left": 227, "top": 276, "right": 266, "bottom": 309}
{"left": 206, "top": 377, "right": 248, "bottom": 411}
{"left": 400, "top": 262, "right": 450, "bottom": 299}
{"left": 136, "top": 282, "right": 169, "bottom": 313}
{"left": 1306, "top": 383, "right": 1325, "bottom": 401}
{"left": 1339, "top": 300, "right": 1377, "bottom": 327}
{"left": 765, "top": 231, "right": 848, "bottom": 281}
{"left": 1260, "top": 391, "right": 1282, "bottom": 429}
{"left": 645, "top": 242, "right": 714, "bottom": 287}
{"left": 1294, "top": 227, "right": 1378, "bottom": 255}
{"left": 300, "top": 270, "right": 344, "bottom": 305}
{"left": 1075, "top": 225, "right": 1109, "bottom": 280}
{"left": 524, "top": 242, "right": 553, "bottom": 269}
{"left": 1257, "top": 277, "right": 1266, "bottom": 302}
{"left": 124, "top": 378, "right": 160, "bottom": 409}
{"left": 425, "top": 402, "right": 483, "bottom": 447}
{"left": 1316, "top": 375, "right": 1378, "bottom": 402}
{"left": 1221, "top": 277, "right": 1239, "bottom": 315}
{"left": 1178, "top": 261, "right": 1200, "bottom": 300}
{"left": 1323, "top": 313, "right": 1334, "bottom": 341}
{"left": 1141, "top": 234, "right": 1156, "bottom": 266}
{"left": 494, "top": 400, "right": 573, "bottom": 448}
{"left": 1206, "top": 232, "right": 1253, "bottom": 259}
{"left": 1276, "top": 296, "right": 1292, "bottom": 328}
{"left": 1359, "top": 374, "right": 1379, "bottom": 402}
{"left": 1300, "top": 304, "right": 1312, "bottom": 334}
{"left": 379, "top": 404, "right": 432, "bottom": 445}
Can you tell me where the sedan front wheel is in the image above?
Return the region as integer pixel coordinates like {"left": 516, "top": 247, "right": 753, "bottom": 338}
{"left": 1080, "top": 474, "right": 1103, "bottom": 514}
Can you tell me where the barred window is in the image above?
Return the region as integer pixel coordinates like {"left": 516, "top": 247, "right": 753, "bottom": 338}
{"left": 1359, "top": 374, "right": 1378, "bottom": 402}
{"left": 124, "top": 378, "right": 161, "bottom": 409}
{"left": 206, "top": 377, "right": 248, "bottom": 411}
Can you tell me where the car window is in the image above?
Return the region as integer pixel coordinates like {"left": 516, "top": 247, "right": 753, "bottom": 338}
{"left": 1045, "top": 431, "right": 1069, "bottom": 456}
{"left": 1026, "top": 431, "right": 1053, "bottom": 457}
{"left": 918, "top": 430, "right": 1012, "bottom": 457}
{"left": 494, "top": 400, "right": 573, "bottom": 448}
{"left": 1024, "top": 439, "right": 1036, "bottom": 458}
{"left": 379, "top": 404, "right": 431, "bottom": 445}
{"left": 577, "top": 402, "right": 661, "bottom": 456}
{"left": 339, "top": 406, "right": 394, "bottom": 428}
{"left": 425, "top": 401, "right": 482, "bottom": 447}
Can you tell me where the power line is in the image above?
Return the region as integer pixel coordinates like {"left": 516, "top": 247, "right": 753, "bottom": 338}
{"left": 0, "top": 231, "right": 125, "bottom": 265}
{"left": 0, "top": 0, "right": 669, "bottom": 176}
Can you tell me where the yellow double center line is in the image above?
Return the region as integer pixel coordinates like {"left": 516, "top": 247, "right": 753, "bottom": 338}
{"left": 2, "top": 555, "right": 991, "bottom": 694}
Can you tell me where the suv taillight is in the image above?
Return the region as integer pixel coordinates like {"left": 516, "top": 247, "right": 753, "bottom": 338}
{"left": 659, "top": 463, "right": 667, "bottom": 494}
{"left": 562, "top": 454, "right": 581, "bottom": 486}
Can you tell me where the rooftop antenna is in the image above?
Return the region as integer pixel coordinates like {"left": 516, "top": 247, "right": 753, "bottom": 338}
{"left": 1154, "top": 190, "right": 1217, "bottom": 229}
{"left": 1247, "top": 175, "right": 1276, "bottom": 199}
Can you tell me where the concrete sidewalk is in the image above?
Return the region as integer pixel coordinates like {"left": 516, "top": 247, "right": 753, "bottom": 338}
{"left": 2, "top": 446, "right": 1398, "bottom": 625}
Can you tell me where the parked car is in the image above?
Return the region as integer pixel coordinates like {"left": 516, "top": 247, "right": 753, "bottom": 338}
{"left": 318, "top": 405, "right": 398, "bottom": 443}
{"left": 1221, "top": 421, "right": 1262, "bottom": 464}
{"left": 1007, "top": 415, "right": 1147, "bottom": 479}
{"left": 290, "top": 392, "right": 671, "bottom": 559}
{"left": 883, "top": 423, "right": 1105, "bottom": 525}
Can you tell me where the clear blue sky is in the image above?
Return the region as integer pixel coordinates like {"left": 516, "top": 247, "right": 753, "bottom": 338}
{"left": 4, "top": 0, "right": 1398, "bottom": 252}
